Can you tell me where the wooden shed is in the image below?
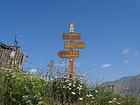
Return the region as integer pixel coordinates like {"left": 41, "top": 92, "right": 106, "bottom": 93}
{"left": 0, "top": 42, "right": 25, "bottom": 69}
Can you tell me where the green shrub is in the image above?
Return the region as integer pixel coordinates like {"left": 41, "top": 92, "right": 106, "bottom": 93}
{"left": 0, "top": 68, "right": 140, "bottom": 105}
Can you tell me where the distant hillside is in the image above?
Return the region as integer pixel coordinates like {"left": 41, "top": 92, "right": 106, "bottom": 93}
{"left": 105, "top": 74, "right": 140, "bottom": 96}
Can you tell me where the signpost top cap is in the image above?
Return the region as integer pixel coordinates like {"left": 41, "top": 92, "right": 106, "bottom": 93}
{"left": 69, "top": 21, "right": 74, "bottom": 32}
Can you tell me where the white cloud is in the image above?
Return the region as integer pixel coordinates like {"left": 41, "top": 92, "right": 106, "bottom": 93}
{"left": 121, "top": 48, "right": 140, "bottom": 64}
{"left": 121, "top": 48, "right": 132, "bottom": 55}
{"left": 30, "top": 68, "right": 37, "bottom": 73}
{"left": 102, "top": 64, "right": 112, "bottom": 69}
{"left": 123, "top": 60, "right": 129, "bottom": 64}
{"left": 134, "top": 51, "right": 139, "bottom": 56}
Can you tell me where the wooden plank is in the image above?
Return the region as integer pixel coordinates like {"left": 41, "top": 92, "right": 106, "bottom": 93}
{"left": 63, "top": 32, "right": 81, "bottom": 40}
{"left": 16, "top": 51, "right": 21, "bottom": 68}
{"left": 2, "top": 49, "right": 6, "bottom": 67}
{"left": 4, "top": 49, "right": 9, "bottom": 68}
{"left": 58, "top": 50, "right": 79, "bottom": 58}
{"left": 64, "top": 41, "right": 85, "bottom": 49}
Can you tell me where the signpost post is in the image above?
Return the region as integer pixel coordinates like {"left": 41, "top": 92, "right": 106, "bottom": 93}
{"left": 58, "top": 21, "right": 85, "bottom": 80}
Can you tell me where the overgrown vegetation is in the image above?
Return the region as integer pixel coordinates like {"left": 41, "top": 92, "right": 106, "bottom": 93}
{"left": 0, "top": 63, "right": 140, "bottom": 105}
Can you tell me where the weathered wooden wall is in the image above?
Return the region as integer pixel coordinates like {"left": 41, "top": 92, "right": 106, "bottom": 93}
{"left": 0, "top": 45, "right": 25, "bottom": 69}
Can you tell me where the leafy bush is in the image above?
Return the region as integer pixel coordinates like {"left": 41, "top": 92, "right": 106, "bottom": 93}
{"left": 0, "top": 68, "right": 140, "bottom": 105}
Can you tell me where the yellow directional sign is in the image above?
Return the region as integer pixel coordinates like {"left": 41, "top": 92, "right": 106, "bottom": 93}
{"left": 63, "top": 32, "right": 81, "bottom": 40}
{"left": 64, "top": 42, "right": 85, "bottom": 49}
{"left": 58, "top": 50, "right": 79, "bottom": 58}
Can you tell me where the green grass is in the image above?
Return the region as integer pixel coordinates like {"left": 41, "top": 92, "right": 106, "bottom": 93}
{"left": 0, "top": 67, "right": 140, "bottom": 105}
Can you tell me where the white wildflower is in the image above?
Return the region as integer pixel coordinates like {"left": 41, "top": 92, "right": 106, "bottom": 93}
{"left": 79, "top": 85, "right": 82, "bottom": 88}
{"left": 86, "top": 95, "right": 90, "bottom": 97}
{"left": 71, "top": 92, "right": 76, "bottom": 95}
{"left": 92, "top": 97, "right": 95, "bottom": 100}
{"left": 79, "top": 98, "right": 83, "bottom": 101}
{"left": 79, "top": 77, "right": 82, "bottom": 80}
{"left": 73, "top": 81, "right": 76, "bottom": 84}
{"left": 63, "top": 85, "right": 66, "bottom": 89}
{"left": 77, "top": 87, "right": 82, "bottom": 90}
{"left": 95, "top": 90, "right": 98, "bottom": 93}
{"left": 117, "top": 102, "right": 121, "bottom": 104}
{"left": 68, "top": 83, "right": 72, "bottom": 86}
{"left": 65, "top": 79, "right": 69, "bottom": 82}
{"left": 87, "top": 94, "right": 93, "bottom": 97}
{"left": 73, "top": 84, "right": 76, "bottom": 87}
{"left": 108, "top": 101, "right": 113, "bottom": 103}
{"left": 63, "top": 76, "right": 66, "bottom": 79}
{"left": 113, "top": 98, "right": 117, "bottom": 101}
{"left": 89, "top": 94, "right": 93, "bottom": 97}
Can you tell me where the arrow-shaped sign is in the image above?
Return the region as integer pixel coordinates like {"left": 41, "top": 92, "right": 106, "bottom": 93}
{"left": 64, "top": 41, "right": 85, "bottom": 49}
{"left": 58, "top": 50, "right": 79, "bottom": 58}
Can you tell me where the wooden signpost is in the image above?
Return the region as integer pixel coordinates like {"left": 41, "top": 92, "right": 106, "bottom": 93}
{"left": 58, "top": 21, "right": 85, "bottom": 80}
{"left": 63, "top": 32, "right": 81, "bottom": 40}
{"left": 64, "top": 42, "right": 85, "bottom": 49}
{"left": 58, "top": 50, "right": 79, "bottom": 58}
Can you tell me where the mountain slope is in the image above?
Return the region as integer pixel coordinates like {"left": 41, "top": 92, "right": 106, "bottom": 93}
{"left": 105, "top": 74, "right": 140, "bottom": 95}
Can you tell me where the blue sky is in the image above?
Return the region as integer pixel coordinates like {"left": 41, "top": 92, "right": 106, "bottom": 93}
{"left": 0, "top": 0, "right": 140, "bottom": 82}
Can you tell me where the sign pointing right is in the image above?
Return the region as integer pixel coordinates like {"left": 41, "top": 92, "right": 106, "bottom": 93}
{"left": 64, "top": 41, "right": 85, "bottom": 49}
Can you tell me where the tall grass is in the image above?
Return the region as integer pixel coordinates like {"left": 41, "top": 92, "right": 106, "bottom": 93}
{"left": 0, "top": 65, "right": 140, "bottom": 105}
